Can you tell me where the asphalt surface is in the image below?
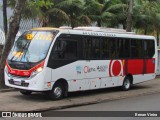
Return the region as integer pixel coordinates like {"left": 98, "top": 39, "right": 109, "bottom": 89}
{"left": 0, "top": 79, "right": 160, "bottom": 111}
{"left": 59, "top": 92, "right": 160, "bottom": 111}
{"left": 1, "top": 88, "right": 160, "bottom": 120}
{"left": 40, "top": 93, "right": 160, "bottom": 120}
{"left": 6, "top": 93, "right": 158, "bottom": 120}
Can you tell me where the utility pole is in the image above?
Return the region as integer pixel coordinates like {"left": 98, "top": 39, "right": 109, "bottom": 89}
{"left": 126, "top": 0, "right": 133, "bottom": 32}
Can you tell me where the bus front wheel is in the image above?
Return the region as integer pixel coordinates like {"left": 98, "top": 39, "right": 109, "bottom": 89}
{"left": 48, "top": 82, "right": 64, "bottom": 100}
{"left": 122, "top": 77, "right": 131, "bottom": 91}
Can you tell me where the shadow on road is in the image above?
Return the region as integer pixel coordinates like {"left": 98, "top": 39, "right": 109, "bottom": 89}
{"left": 67, "top": 84, "right": 151, "bottom": 99}
{"left": 12, "top": 92, "right": 50, "bottom": 102}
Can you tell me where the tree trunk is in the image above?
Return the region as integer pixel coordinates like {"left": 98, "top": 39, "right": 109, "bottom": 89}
{"left": 123, "top": 22, "right": 127, "bottom": 29}
{"left": 97, "top": 20, "right": 101, "bottom": 27}
{"left": 144, "top": 28, "right": 147, "bottom": 35}
{"left": 157, "top": 31, "right": 159, "bottom": 46}
{"left": 70, "top": 14, "right": 75, "bottom": 28}
{"left": 3, "top": 0, "right": 8, "bottom": 35}
{"left": 0, "top": 0, "right": 27, "bottom": 88}
{"left": 71, "top": 21, "right": 75, "bottom": 29}
{"left": 126, "top": 0, "right": 133, "bottom": 32}
{"left": 42, "top": 20, "right": 48, "bottom": 27}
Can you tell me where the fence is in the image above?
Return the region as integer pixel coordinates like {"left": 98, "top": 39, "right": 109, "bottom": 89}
{"left": 0, "top": 26, "right": 5, "bottom": 45}
{"left": 19, "top": 18, "right": 42, "bottom": 33}
{"left": 0, "top": 18, "right": 42, "bottom": 56}
{"left": 0, "top": 18, "right": 42, "bottom": 45}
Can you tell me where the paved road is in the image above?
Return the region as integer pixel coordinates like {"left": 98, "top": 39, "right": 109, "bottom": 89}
{"left": 1, "top": 89, "right": 160, "bottom": 120}
{"left": 41, "top": 93, "right": 160, "bottom": 120}
{"left": 1, "top": 93, "right": 159, "bottom": 120}
{"left": 59, "top": 92, "right": 160, "bottom": 111}
{"left": 0, "top": 79, "right": 160, "bottom": 111}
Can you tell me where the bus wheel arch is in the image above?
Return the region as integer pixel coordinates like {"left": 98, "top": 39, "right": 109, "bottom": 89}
{"left": 48, "top": 79, "right": 68, "bottom": 100}
{"left": 55, "top": 78, "right": 68, "bottom": 97}
{"left": 122, "top": 74, "right": 133, "bottom": 91}
{"left": 126, "top": 74, "right": 133, "bottom": 84}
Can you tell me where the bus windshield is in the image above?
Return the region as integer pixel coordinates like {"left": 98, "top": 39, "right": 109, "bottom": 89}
{"left": 8, "top": 31, "right": 56, "bottom": 63}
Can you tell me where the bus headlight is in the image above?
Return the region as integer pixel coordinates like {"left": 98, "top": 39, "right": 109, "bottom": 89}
{"left": 36, "top": 67, "right": 43, "bottom": 73}
{"left": 30, "top": 67, "right": 43, "bottom": 78}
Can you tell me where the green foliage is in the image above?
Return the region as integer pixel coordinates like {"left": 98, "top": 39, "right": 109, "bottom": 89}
{"left": 84, "top": 0, "right": 127, "bottom": 27}
{"left": 133, "top": 0, "right": 160, "bottom": 35}
{"left": 6, "top": 0, "right": 160, "bottom": 38}
{"left": 31, "top": 0, "right": 54, "bottom": 9}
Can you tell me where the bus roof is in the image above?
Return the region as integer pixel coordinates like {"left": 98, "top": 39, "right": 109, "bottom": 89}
{"left": 67, "top": 29, "right": 155, "bottom": 40}
{"left": 30, "top": 27, "right": 156, "bottom": 40}
{"left": 31, "top": 27, "right": 62, "bottom": 31}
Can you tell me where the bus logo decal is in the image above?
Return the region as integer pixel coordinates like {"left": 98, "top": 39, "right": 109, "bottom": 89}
{"left": 76, "top": 66, "right": 82, "bottom": 74}
{"left": 109, "top": 60, "right": 124, "bottom": 77}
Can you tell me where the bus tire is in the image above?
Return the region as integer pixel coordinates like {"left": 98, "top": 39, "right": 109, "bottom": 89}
{"left": 20, "top": 90, "right": 32, "bottom": 95}
{"left": 122, "top": 77, "right": 131, "bottom": 91}
{"left": 49, "top": 82, "right": 64, "bottom": 100}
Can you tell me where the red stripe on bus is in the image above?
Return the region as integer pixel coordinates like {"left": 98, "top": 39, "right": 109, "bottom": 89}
{"left": 6, "top": 60, "right": 45, "bottom": 77}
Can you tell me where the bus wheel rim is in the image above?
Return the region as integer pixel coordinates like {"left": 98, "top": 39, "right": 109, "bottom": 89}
{"left": 54, "top": 87, "right": 62, "bottom": 98}
{"left": 124, "top": 79, "right": 130, "bottom": 89}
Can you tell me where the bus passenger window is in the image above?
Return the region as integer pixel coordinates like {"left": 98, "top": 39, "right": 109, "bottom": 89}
{"left": 52, "top": 39, "right": 77, "bottom": 59}
{"left": 83, "top": 38, "right": 92, "bottom": 59}
{"left": 101, "top": 38, "right": 117, "bottom": 59}
{"left": 117, "top": 39, "right": 130, "bottom": 58}
{"left": 83, "top": 37, "right": 100, "bottom": 59}
{"left": 144, "top": 40, "right": 155, "bottom": 58}
{"left": 117, "top": 39, "right": 124, "bottom": 58}
{"left": 92, "top": 38, "right": 100, "bottom": 59}
{"left": 110, "top": 39, "right": 117, "bottom": 59}
{"left": 131, "top": 39, "right": 143, "bottom": 58}
{"left": 101, "top": 38, "right": 110, "bottom": 59}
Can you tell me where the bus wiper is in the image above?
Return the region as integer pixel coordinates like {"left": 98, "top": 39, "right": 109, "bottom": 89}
{"left": 10, "top": 32, "right": 38, "bottom": 62}
{"left": 10, "top": 41, "right": 30, "bottom": 62}
{"left": 19, "top": 42, "right": 30, "bottom": 62}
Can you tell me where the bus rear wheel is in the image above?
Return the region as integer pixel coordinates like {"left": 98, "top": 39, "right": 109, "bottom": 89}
{"left": 122, "top": 77, "right": 131, "bottom": 91}
{"left": 20, "top": 90, "right": 32, "bottom": 95}
{"left": 48, "top": 83, "right": 64, "bottom": 100}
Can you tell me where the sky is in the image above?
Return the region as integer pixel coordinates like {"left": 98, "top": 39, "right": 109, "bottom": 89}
{"left": 0, "top": 0, "right": 13, "bottom": 29}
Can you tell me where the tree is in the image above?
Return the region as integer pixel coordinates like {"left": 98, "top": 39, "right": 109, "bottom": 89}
{"left": 84, "top": 0, "right": 126, "bottom": 27}
{"left": 126, "top": 0, "right": 133, "bottom": 32}
{"left": 55, "top": 0, "right": 91, "bottom": 28}
{"left": 103, "top": 0, "right": 127, "bottom": 29}
{"left": 133, "top": 0, "right": 152, "bottom": 34}
{"left": 133, "top": 0, "right": 160, "bottom": 45}
{"left": 0, "top": 0, "right": 27, "bottom": 88}
{"left": 28, "top": 0, "right": 54, "bottom": 26}
{"left": 8, "top": 0, "right": 54, "bottom": 26}
{"left": 3, "top": 0, "right": 8, "bottom": 35}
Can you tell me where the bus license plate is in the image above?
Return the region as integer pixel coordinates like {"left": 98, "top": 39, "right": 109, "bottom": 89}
{"left": 14, "top": 81, "right": 21, "bottom": 86}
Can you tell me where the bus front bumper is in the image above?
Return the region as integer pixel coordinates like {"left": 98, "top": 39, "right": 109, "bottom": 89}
{"left": 4, "top": 71, "right": 52, "bottom": 92}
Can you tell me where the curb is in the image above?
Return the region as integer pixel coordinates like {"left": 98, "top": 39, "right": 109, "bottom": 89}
{"left": 0, "top": 88, "right": 16, "bottom": 92}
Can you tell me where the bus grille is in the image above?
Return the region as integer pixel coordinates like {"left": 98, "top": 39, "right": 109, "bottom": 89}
{"left": 8, "top": 80, "right": 29, "bottom": 87}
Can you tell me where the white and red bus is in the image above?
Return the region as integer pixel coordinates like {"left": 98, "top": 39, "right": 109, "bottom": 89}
{"left": 5, "top": 27, "right": 157, "bottom": 100}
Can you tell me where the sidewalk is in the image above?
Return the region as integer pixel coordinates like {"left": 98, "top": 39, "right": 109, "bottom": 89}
{"left": 0, "top": 78, "right": 160, "bottom": 112}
